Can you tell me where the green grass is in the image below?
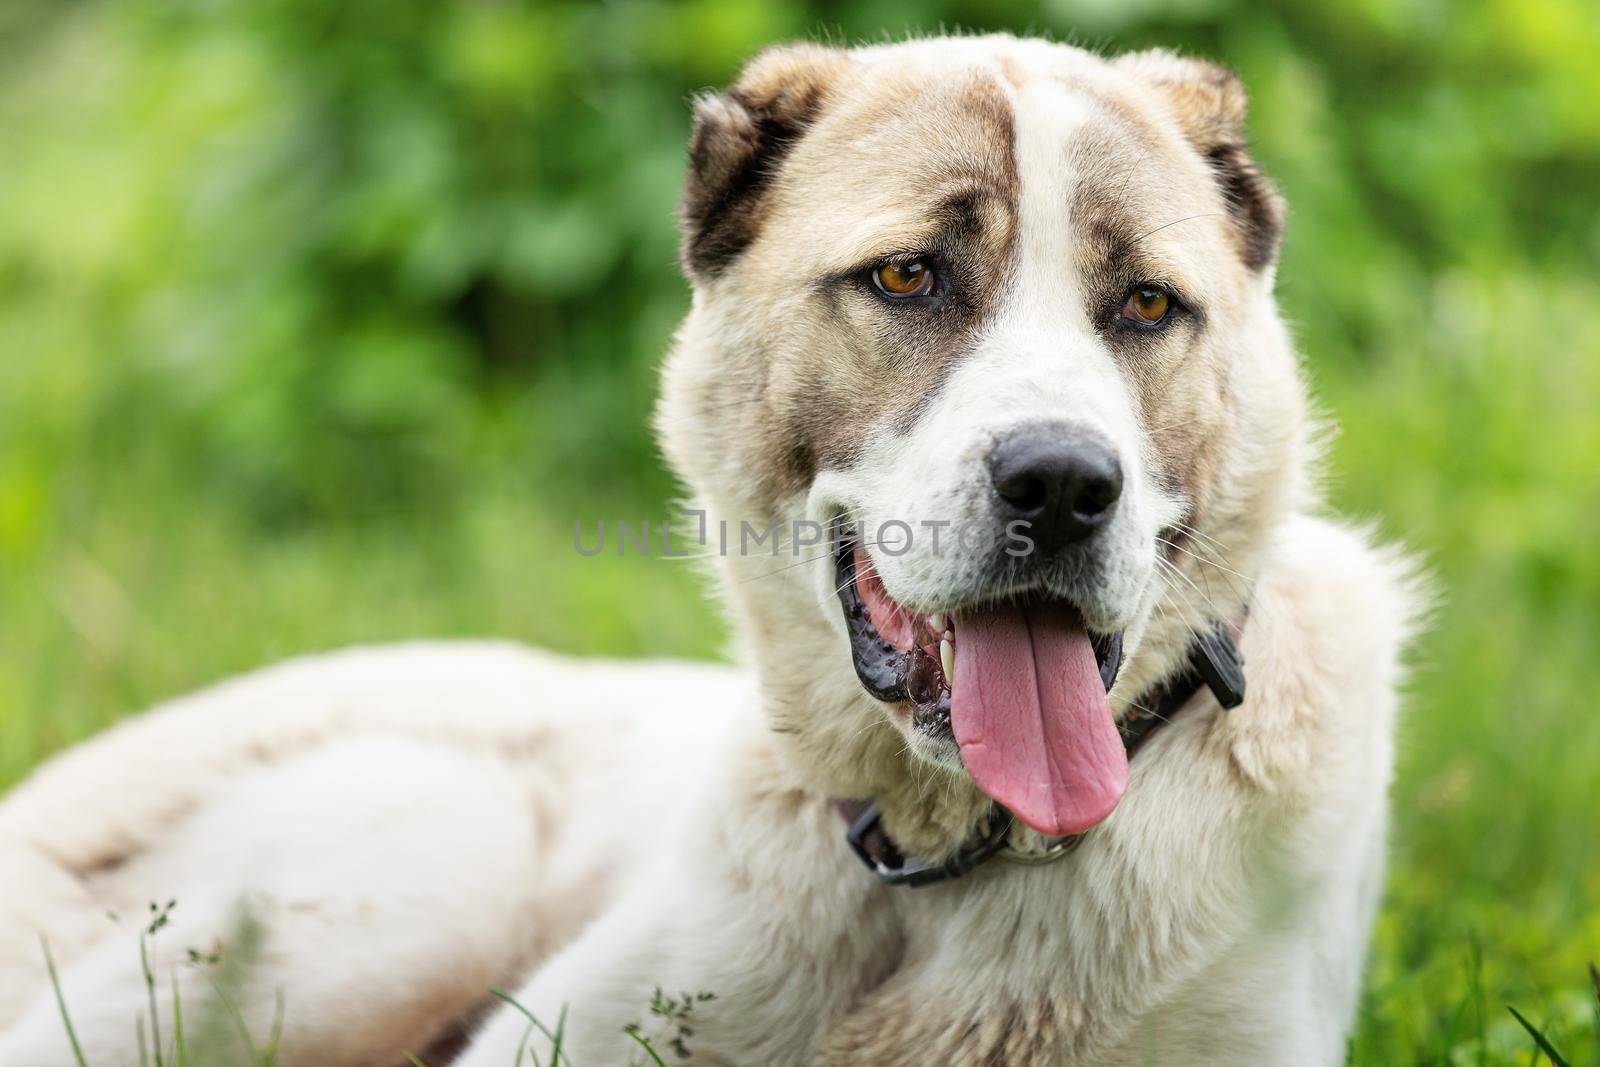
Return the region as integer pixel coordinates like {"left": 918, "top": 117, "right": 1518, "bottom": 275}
{"left": 36, "top": 905, "right": 1600, "bottom": 1064}
{"left": 1323, "top": 272, "right": 1600, "bottom": 1066}
{"left": 41, "top": 908, "right": 703, "bottom": 1067}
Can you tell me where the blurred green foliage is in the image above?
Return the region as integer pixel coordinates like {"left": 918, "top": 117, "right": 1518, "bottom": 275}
{"left": 1, "top": 0, "right": 1597, "bottom": 1062}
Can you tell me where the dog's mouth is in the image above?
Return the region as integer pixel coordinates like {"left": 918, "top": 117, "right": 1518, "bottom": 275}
{"left": 836, "top": 537, "right": 1128, "bottom": 837}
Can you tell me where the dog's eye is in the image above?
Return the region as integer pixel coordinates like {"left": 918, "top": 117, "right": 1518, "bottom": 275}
{"left": 872, "top": 260, "right": 935, "bottom": 299}
{"left": 1121, "top": 286, "right": 1172, "bottom": 326}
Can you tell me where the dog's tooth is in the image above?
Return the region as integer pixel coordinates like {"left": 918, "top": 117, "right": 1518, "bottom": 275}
{"left": 940, "top": 638, "right": 955, "bottom": 683}
{"left": 928, "top": 611, "right": 946, "bottom": 633}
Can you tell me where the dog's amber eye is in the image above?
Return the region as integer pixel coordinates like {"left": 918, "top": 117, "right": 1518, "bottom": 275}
{"left": 873, "top": 260, "right": 934, "bottom": 298}
{"left": 1122, "top": 286, "right": 1171, "bottom": 325}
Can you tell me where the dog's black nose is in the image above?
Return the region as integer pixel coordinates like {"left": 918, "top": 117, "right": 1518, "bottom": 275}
{"left": 988, "top": 425, "right": 1123, "bottom": 552}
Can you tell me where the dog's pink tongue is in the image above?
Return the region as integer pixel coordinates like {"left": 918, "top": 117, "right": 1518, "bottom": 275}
{"left": 951, "top": 602, "right": 1127, "bottom": 837}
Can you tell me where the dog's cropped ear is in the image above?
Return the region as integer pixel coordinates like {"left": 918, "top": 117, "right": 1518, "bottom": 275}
{"left": 1115, "top": 50, "right": 1284, "bottom": 271}
{"left": 680, "top": 44, "right": 850, "bottom": 279}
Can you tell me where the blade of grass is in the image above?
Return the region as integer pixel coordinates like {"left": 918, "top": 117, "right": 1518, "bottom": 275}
{"left": 624, "top": 1028, "right": 668, "bottom": 1067}
{"left": 140, "top": 935, "right": 165, "bottom": 1067}
{"left": 550, "top": 1004, "right": 567, "bottom": 1067}
{"left": 488, "top": 989, "right": 574, "bottom": 1067}
{"left": 404, "top": 1055, "right": 430, "bottom": 1067}
{"left": 40, "top": 936, "right": 90, "bottom": 1067}
{"left": 202, "top": 975, "right": 261, "bottom": 1064}
{"left": 188, "top": 905, "right": 267, "bottom": 1060}
{"left": 262, "top": 988, "right": 285, "bottom": 1067}
{"left": 1588, "top": 962, "right": 1600, "bottom": 1067}
{"left": 137, "top": 1016, "right": 149, "bottom": 1067}
{"left": 514, "top": 1020, "right": 536, "bottom": 1067}
{"left": 1469, "top": 936, "right": 1488, "bottom": 1067}
{"left": 169, "top": 976, "right": 186, "bottom": 1067}
{"left": 1508, "top": 1004, "right": 1570, "bottom": 1067}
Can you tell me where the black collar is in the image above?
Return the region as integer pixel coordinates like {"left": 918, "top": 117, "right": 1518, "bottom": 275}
{"left": 840, "top": 619, "right": 1247, "bottom": 888}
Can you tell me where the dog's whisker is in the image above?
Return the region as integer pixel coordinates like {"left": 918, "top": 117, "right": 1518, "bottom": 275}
{"left": 1146, "top": 415, "right": 1205, "bottom": 436}
{"left": 1156, "top": 554, "right": 1226, "bottom": 618}
{"left": 1166, "top": 525, "right": 1280, "bottom": 628}
{"left": 1122, "top": 698, "right": 1173, "bottom": 725}
{"left": 1155, "top": 559, "right": 1217, "bottom": 631}
{"left": 1127, "top": 211, "right": 1226, "bottom": 248}
{"left": 1157, "top": 536, "right": 1249, "bottom": 583}
{"left": 1159, "top": 540, "right": 1250, "bottom": 617}
{"left": 1173, "top": 521, "right": 1237, "bottom": 558}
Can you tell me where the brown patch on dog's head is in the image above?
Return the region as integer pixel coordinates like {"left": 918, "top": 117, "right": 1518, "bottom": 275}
{"left": 665, "top": 48, "right": 1021, "bottom": 516}
{"left": 680, "top": 44, "right": 850, "bottom": 277}
{"left": 1113, "top": 50, "right": 1284, "bottom": 271}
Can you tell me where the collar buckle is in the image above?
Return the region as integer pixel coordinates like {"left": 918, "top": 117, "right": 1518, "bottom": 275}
{"left": 1194, "top": 620, "right": 1247, "bottom": 709}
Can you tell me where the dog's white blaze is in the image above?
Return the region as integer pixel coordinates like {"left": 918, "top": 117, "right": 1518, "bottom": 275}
{"left": 811, "top": 77, "right": 1157, "bottom": 637}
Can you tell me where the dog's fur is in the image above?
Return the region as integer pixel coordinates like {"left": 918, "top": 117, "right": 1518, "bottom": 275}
{"left": 0, "top": 35, "right": 1419, "bottom": 1066}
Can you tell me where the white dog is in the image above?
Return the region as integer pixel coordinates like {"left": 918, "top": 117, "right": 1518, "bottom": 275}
{"left": 0, "top": 35, "right": 1419, "bottom": 1066}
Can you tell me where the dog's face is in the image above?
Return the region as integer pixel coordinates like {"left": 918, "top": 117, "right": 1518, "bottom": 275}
{"left": 660, "top": 36, "right": 1305, "bottom": 837}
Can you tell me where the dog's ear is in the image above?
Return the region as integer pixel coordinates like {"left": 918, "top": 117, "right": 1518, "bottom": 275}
{"left": 1115, "top": 50, "right": 1284, "bottom": 271}
{"left": 680, "top": 44, "right": 850, "bottom": 279}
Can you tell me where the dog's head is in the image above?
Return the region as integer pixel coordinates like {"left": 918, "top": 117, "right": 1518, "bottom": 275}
{"left": 658, "top": 36, "right": 1308, "bottom": 848}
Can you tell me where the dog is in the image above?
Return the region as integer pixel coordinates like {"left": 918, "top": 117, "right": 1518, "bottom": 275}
{"left": 0, "top": 34, "right": 1420, "bottom": 1066}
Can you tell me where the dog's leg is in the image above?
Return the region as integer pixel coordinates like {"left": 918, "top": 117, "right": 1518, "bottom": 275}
{"left": 455, "top": 725, "right": 903, "bottom": 1067}
{"left": 0, "top": 736, "right": 545, "bottom": 1067}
